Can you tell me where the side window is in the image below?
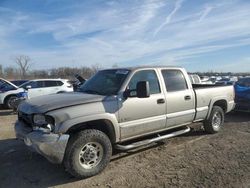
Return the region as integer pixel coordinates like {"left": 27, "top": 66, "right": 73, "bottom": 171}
{"left": 30, "top": 81, "right": 38, "bottom": 88}
{"left": 56, "top": 81, "right": 64, "bottom": 86}
{"left": 161, "top": 70, "right": 188, "bottom": 92}
{"left": 44, "top": 81, "right": 58, "bottom": 87}
{"left": 34, "top": 81, "right": 44, "bottom": 88}
{"left": 128, "top": 70, "right": 160, "bottom": 95}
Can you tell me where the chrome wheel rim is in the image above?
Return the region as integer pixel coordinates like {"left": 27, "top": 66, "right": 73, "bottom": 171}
{"left": 212, "top": 112, "right": 222, "bottom": 128}
{"left": 79, "top": 142, "right": 104, "bottom": 169}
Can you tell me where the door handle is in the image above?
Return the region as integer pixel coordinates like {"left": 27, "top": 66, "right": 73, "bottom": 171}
{"left": 157, "top": 98, "right": 165, "bottom": 104}
{"left": 184, "top": 95, "right": 191, "bottom": 100}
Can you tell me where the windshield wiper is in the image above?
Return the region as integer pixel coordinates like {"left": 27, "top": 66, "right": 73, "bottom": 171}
{"left": 81, "top": 89, "right": 103, "bottom": 95}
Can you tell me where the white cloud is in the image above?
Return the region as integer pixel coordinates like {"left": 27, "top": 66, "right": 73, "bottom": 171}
{"left": 198, "top": 6, "right": 213, "bottom": 22}
{"left": 0, "top": 0, "right": 250, "bottom": 72}
{"left": 153, "top": 0, "right": 185, "bottom": 37}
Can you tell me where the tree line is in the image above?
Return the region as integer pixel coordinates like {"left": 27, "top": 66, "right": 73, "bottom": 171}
{"left": 0, "top": 55, "right": 101, "bottom": 80}
{"left": 0, "top": 55, "right": 249, "bottom": 81}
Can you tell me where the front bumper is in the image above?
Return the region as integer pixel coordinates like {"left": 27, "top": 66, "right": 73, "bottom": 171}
{"left": 15, "top": 121, "right": 69, "bottom": 164}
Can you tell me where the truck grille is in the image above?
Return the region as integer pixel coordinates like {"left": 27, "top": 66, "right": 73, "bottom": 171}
{"left": 18, "top": 111, "right": 33, "bottom": 127}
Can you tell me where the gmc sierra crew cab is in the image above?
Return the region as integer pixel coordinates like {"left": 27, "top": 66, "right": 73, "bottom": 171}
{"left": 15, "top": 66, "right": 235, "bottom": 178}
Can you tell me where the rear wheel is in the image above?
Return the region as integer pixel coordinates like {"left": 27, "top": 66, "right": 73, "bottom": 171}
{"left": 64, "top": 129, "right": 112, "bottom": 178}
{"left": 204, "top": 106, "right": 224, "bottom": 134}
{"left": 4, "top": 95, "right": 18, "bottom": 109}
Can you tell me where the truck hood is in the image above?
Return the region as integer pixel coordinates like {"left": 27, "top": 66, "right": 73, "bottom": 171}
{"left": 18, "top": 92, "right": 105, "bottom": 114}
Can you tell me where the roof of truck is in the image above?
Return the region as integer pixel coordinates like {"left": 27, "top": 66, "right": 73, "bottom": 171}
{"left": 105, "top": 66, "right": 183, "bottom": 71}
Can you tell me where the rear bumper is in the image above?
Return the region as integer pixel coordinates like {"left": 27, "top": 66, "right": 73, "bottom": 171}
{"left": 15, "top": 121, "right": 69, "bottom": 164}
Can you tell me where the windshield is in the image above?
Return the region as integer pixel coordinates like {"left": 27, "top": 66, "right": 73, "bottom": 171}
{"left": 19, "top": 81, "right": 32, "bottom": 88}
{"left": 0, "top": 80, "right": 16, "bottom": 91}
{"left": 79, "top": 69, "right": 129, "bottom": 96}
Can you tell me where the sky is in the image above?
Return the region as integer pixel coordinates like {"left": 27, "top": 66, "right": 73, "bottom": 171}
{"left": 0, "top": 0, "right": 250, "bottom": 72}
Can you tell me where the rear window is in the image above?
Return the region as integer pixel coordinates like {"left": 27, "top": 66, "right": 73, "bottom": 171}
{"left": 44, "top": 81, "right": 59, "bottom": 87}
{"left": 56, "top": 81, "right": 64, "bottom": 86}
{"left": 161, "top": 70, "right": 188, "bottom": 92}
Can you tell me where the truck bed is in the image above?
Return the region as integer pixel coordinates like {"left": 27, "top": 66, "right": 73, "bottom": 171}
{"left": 192, "top": 84, "right": 235, "bottom": 121}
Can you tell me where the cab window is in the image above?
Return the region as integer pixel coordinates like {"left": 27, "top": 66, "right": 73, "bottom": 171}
{"left": 161, "top": 70, "right": 188, "bottom": 92}
{"left": 128, "top": 70, "right": 160, "bottom": 95}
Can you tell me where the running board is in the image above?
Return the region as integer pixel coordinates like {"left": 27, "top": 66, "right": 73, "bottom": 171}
{"left": 115, "top": 127, "right": 191, "bottom": 151}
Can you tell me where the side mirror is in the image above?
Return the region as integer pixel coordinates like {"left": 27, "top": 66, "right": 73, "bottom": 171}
{"left": 25, "top": 85, "right": 32, "bottom": 90}
{"left": 136, "top": 81, "right": 150, "bottom": 98}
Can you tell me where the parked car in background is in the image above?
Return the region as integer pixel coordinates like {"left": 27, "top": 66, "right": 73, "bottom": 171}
{"left": 20, "top": 79, "right": 73, "bottom": 98}
{"left": 209, "top": 76, "right": 222, "bottom": 84}
{"left": 200, "top": 76, "right": 213, "bottom": 84}
{"left": 1, "top": 78, "right": 73, "bottom": 109}
{"left": 0, "top": 78, "right": 24, "bottom": 108}
{"left": 215, "top": 77, "right": 238, "bottom": 85}
{"left": 11, "top": 80, "right": 29, "bottom": 86}
{"left": 189, "top": 74, "right": 201, "bottom": 84}
{"left": 234, "top": 77, "right": 250, "bottom": 112}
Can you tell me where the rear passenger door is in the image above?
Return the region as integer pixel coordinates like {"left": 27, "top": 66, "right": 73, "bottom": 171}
{"left": 161, "top": 69, "right": 195, "bottom": 127}
{"left": 118, "top": 69, "right": 167, "bottom": 140}
{"left": 43, "top": 81, "right": 61, "bottom": 95}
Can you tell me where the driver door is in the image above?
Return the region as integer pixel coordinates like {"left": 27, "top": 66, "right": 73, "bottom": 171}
{"left": 118, "top": 69, "right": 167, "bottom": 140}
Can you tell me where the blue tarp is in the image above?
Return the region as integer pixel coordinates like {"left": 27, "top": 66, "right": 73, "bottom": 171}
{"left": 234, "top": 84, "right": 250, "bottom": 100}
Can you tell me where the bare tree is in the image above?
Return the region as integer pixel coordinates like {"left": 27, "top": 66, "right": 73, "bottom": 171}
{"left": 15, "top": 55, "right": 31, "bottom": 78}
{"left": 91, "top": 63, "right": 102, "bottom": 74}
{"left": 4, "top": 66, "right": 17, "bottom": 79}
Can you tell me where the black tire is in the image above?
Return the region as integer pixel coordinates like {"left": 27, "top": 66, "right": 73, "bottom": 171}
{"left": 64, "top": 129, "right": 112, "bottom": 178}
{"left": 4, "top": 95, "right": 18, "bottom": 109}
{"left": 204, "top": 106, "right": 224, "bottom": 134}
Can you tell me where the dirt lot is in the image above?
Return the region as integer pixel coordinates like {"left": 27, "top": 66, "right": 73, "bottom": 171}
{"left": 0, "top": 108, "right": 250, "bottom": 188}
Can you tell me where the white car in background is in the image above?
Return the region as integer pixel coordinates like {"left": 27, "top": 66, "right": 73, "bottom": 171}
{"left": 20, "top": 79, "right": 73, "bottom": 98}
{"left": 0, "top": 78, "right": 24, "bottom": 108}
{"left": 0, "top": 78, "right": 73, "bottom": 108}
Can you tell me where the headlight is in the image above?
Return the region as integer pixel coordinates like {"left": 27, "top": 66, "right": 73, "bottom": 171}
{"left": 33, "top": 114, "right": 47, "bottom": 125}
{"left": 33, "top": 114, "right": 55, "bottom": 132}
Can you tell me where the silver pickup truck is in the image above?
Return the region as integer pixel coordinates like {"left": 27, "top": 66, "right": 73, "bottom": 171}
{"left": 15, "top": 66, "right": 235, "bottom": 178}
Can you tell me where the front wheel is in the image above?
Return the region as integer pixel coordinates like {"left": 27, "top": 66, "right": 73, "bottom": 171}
{"left": 204, "top": 106, "right": 225, "bottom": 134}
{"left": 64, "top": 129, "right": 112, "bottom": 178}
{"left": 4, "top": 95, "right": 18, "bottom": 109}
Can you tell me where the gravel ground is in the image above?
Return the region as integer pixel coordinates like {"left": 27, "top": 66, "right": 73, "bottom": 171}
{"left": 0, "top": 108, "right": 250, "bottom": 188}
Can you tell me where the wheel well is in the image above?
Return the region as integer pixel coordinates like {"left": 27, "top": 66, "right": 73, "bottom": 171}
{"left": 213, "top": 100, "right": 227, "bottom": 113}
{"left": 4, "top": 94, "right": 17, "bottom": 104}
{"left": 66, "top": 119, "right": 116, "bottom": 143}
